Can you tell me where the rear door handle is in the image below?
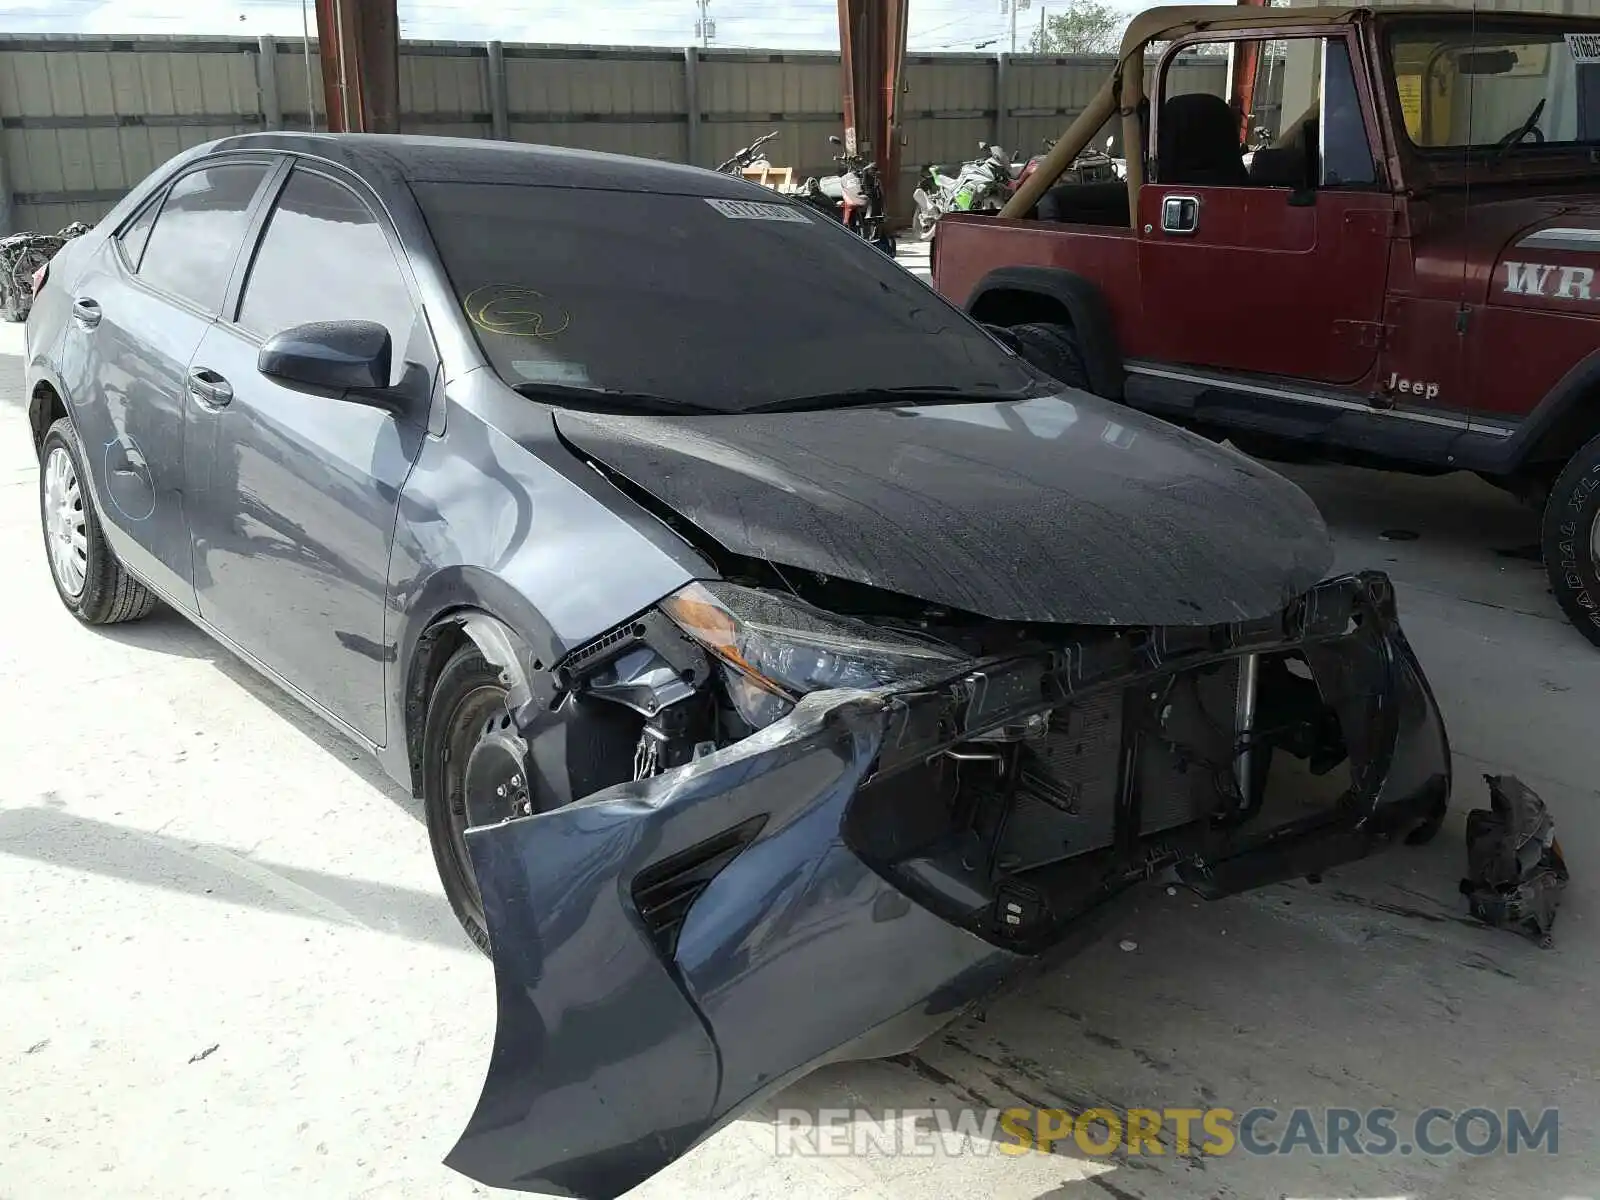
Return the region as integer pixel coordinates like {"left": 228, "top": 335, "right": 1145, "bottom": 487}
{"left": 72, "top": 296, "right": 102, "bottom": 329}
{"left": 187, "top": 367, "right": 233, "bottom": 410}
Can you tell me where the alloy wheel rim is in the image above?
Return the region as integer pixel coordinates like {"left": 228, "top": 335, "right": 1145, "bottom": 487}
{"left": 43, "top": 446, "right": 87, "bottom": 598}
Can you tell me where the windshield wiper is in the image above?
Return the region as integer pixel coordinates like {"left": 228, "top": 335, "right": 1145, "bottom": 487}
{"left": 510, "top": 382, "right": 723, "bottom": 416}
{"left": 1488, "top": 98, "right": 1547, "bottom": 167}
{"left": 744, "top": 384, "right": 1048, "bottom": 414}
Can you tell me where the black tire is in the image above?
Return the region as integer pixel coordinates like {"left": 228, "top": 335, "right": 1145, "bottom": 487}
{"left": 421, "top": 644, "right": 509, "bottom": 955}
{"left": 989, "top": 321, "right": 1091, "bottom": 392}
{"left": 1541, "top": 432, "right": 1600, "bottom": 648}
{"left": 422, "top": 643, "right": 641, "bottom": 954}
{"left": 38, "top": 417, "right": 158, "bottom": 625}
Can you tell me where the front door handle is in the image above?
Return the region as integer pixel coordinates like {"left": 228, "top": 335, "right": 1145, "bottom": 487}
{"left": 72, "top": 296, "right": 102, "bottom": 329}
{"left": 187, "top": 367, "right": 233, "bottom": 410}
{"left": 1161, "top": 194, "right": 1200, "bottom": 235}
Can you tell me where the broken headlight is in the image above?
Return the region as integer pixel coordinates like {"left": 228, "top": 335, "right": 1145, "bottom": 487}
{"left": 660, "top": 582, "right": 968, "bottom": 728}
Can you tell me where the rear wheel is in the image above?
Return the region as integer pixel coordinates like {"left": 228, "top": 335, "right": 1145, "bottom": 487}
{"left": 38, "top": 418, "right": 157, "bottom": 625}
{"left": 1541, "top": 432, "right": 1600, "bottom": 648}
{"left": 988, "top": 321, "right": 1091, "bottom": 392}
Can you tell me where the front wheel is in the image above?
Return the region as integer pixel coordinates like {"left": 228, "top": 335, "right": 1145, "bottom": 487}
{"left": 1540, "top": 432, "right": 1600, "bottom": 648}
{"left": 421, "top": 644, "right": 525, "bottom": 955}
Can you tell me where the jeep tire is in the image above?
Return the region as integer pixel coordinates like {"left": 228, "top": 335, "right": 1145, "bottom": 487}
{"left": 1541, "top": 431, "right": 1600, "bottom": 648}
{"left": 986, "top": 321, "right": 1091, "bottom": 393}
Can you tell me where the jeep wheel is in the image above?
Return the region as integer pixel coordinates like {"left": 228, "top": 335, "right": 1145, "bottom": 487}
{"left": 987, "top": 321, "right": 1091, "bottom": 392}
{"left": 1541, "top": 432, "right": 1600, "bottom": 648}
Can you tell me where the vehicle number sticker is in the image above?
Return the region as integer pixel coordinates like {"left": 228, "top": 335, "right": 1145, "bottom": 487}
{"left": 704, "top": 198, "right": 810, "bottom": 223}
{"left": 1566, "top": 32, "right": 1600, "bottom": 63}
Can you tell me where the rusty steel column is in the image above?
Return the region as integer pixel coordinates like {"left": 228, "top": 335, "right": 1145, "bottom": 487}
{"left": 1229, "top": 0, "right": 1270, "bottom": 143}
{"left": 315, "top": 0, "right": 401, "bottom": 134}
{"left": 837, "top": 0, "right": 909, "bottom": 224}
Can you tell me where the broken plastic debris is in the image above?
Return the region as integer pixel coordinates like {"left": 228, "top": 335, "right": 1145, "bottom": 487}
{"left": 188, "top": 1043, "right": 220, "bottom": 1064}
{"left": 1460, "top": 773, "right": 1568, "bottom": 948}
{"left": 1118, "top": 939, "right": 1137, "bottom": 952}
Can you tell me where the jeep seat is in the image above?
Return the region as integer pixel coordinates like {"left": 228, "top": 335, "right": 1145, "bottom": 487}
{"left": 1158, "top": 93, "right": 1249, "bottom": 186}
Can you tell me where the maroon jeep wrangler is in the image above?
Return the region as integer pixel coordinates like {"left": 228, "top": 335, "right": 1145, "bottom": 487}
{"left": 933, "top": 3, "right": 1600, "bottom": 646}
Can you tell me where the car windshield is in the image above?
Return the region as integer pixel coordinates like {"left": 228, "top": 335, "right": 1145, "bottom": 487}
{"left": 1386, "top": 19, "right": 1600, "bottom": 151}
{"left": 412, "top": 182, "right": 1042, "bottom": 413}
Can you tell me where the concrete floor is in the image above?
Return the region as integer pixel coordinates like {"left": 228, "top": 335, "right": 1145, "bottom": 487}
{"left": 3, "top": 315, "right": 1597, "bottom": 1200}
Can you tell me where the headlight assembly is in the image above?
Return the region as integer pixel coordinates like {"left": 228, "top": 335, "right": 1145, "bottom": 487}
{"left": 660, "top": 581, "right": 969, "bottom": 728}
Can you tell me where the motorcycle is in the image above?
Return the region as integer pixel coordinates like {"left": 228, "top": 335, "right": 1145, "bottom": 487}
{"left": 911, "top": 142, "right": 1013, "bottom": 240}
{"left": 1008, "top": 134, "right": 1123, "bottom": 198}
{"left": 0, "top": 221, "right": 90, "bottom": 323}
{"left": 715, "top": 130, "right": 780, "bottom": 176}
{"left": 793, "top": 135, "right": 895, "bottom": 256}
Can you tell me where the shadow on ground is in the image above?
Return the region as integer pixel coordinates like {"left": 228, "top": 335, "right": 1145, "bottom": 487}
{"left": 91, "top": 605, "right": 416, "bottom": 811}
{"left": 0, "top": 802, "right": 470, "bottom": 952}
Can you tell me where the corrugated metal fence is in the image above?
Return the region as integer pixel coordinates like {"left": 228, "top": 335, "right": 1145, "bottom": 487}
{"left": 0, "top": 34, "right": 1227, "bottom": 232}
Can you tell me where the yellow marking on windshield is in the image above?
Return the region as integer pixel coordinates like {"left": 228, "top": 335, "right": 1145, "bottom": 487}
{"left": 464, "top": 284, "right": 572, "bottom": 340}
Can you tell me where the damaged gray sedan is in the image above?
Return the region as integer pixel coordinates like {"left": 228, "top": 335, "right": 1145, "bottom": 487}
{"left": 25, "top": 134, "right": 1450, "bottom": 1199}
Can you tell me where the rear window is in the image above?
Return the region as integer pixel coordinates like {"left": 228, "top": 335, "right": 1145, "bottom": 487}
{"left": 413, "top": 182, "right": 1035, "bottom": 412}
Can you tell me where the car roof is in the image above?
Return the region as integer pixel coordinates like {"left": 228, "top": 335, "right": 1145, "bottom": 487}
{"left": 204, "top": 132, "right": 769, "bottom": 199}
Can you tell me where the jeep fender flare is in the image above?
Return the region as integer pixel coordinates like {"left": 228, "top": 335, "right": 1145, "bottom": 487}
{"left": 963, "top": 266, "right": 1125, "bottom": 400}
{"left": 1492, "top": 346, "right": 1600, "bottom": 475}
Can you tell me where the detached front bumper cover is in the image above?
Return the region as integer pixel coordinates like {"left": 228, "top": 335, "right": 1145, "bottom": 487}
{"left": 446, "top": 570, "right": 1449, "bottom": 1199}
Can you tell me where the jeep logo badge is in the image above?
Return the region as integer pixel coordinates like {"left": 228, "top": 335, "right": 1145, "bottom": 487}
{"left": 1385, "top": 372, "right": 1440, "bottom": 401}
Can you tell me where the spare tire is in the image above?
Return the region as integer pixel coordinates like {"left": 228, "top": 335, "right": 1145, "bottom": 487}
{"left": 987, "top": 321, "right": 1091, "bottom": 393}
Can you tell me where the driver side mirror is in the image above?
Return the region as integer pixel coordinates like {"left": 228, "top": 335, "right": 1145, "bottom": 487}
{"left": 259, "top": 320, "right": 393, "bottom": 396}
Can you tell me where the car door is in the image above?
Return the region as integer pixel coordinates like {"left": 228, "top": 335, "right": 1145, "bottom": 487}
{"left": 1135, "top": 34, "right": 1398, "bottom": 386}
{"left": 54, "top": 158, "right": 276, "bottom": 609}
{"left": 184, "top": 163, "right": 434, "bottom": 746}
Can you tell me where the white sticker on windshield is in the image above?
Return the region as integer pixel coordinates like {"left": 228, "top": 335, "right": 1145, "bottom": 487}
{"left": 1567, "top": 32, "right": 1600, "bottom": 63}
{"left": 512, "top": 360, "right": 591, "bottom": 385}
{"left": 704, "top": 198, "right": 811, "bottom": 223}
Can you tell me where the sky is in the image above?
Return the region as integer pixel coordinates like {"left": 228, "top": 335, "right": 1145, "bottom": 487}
{"left": 0, "top": 0, "right": 1230, "bottom": 52}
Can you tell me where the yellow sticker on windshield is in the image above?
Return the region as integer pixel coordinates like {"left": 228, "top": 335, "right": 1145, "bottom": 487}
{"left": 464, "top": 284, "right": 571, "bottom": 340}
{"left": 1395, "top": 75, "right": 1424, "bottom": 141}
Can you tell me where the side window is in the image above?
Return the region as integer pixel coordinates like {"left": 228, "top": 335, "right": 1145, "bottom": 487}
{"left": 137, "top": 163, "right": 270, "bottom": 312}
{"left": 1318, "top": 40, "right": 1378, "bottom": 187}
{"left": 116, "top": 195, "right": 161, "bottom": 271}
{"left": 1156, "top": 36, "right": 1376, "bottom": 189}
{"left": 237, "top": 170, "right": 417, "bottom": 386}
